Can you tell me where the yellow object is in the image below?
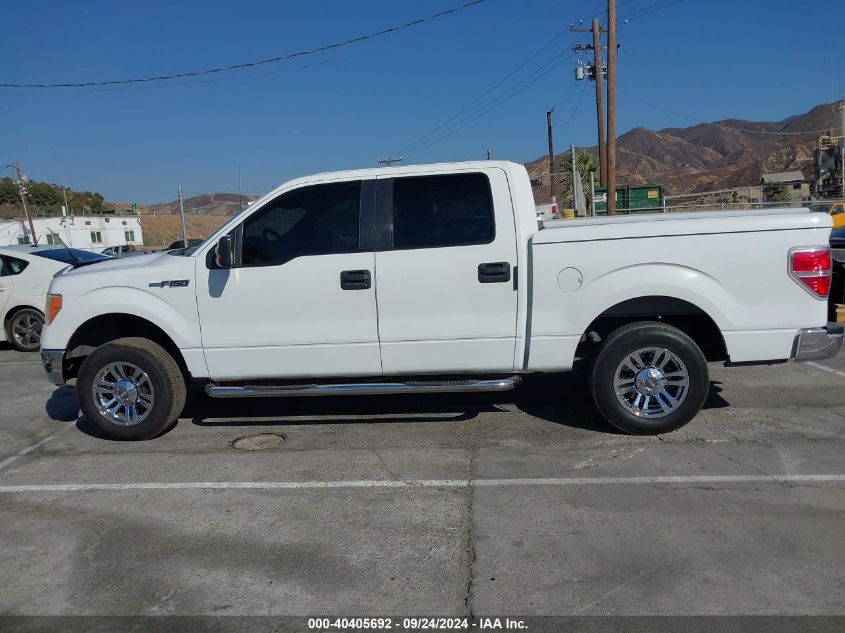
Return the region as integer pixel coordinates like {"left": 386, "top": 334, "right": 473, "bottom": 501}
{"left": 837, "top": 305, "right": 845, "bottom": 324}
{"left": 830, "top": 203, "right": 845, "bottom": 229}
{"left": 561, "top": 208, "right": 575, "bottom": 219}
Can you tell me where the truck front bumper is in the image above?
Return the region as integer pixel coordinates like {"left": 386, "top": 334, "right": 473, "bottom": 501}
{"left": 792, "top": 324, "right": 843, "bottom": 361}
{"left": 41, "top": 349, "right": 66, "bottom": 386}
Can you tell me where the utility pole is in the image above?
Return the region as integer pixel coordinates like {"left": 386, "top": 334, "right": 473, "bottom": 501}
{"left": 592, "top": 18, "right": 607, "bottom": 187}
{"left": 13, "top": 163, "right": 38, "bottom": 245}
{"left": 547, "top": 108, "right": 556, "bottom": 204}
{"left": 571, "top": 20, "right": 607, "bottom": 187}
{"left": 606, "top": 0, "right": 618, "bottom": 214}
{"left": 486, "top": 148, "right": 493, "bottom": 160}
{"left": 177, "top": 185, "right": 188, "bottom": 247}
{"left": 571, "top": 145, "right": 577, "bottom": 215}
{"left": 377, "top": 157, "right": 403, "bottom": 167}
{"left": 62, "top": 185, "right": 70, "bottom": 217}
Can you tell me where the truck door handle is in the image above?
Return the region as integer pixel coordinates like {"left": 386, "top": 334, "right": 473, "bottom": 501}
{"left": 478, "top": 262, "right": 511, "bottom": 283}
{"left": 340, "top": 269, "right": 371, "bottom": 290}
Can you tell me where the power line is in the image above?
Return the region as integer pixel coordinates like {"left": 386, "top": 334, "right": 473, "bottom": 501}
{"left": 392, "top": 27, "right": 573, "bottom": 158}
{"left": 555, "top": 81, "right": 589, "bottom": 128}
{"left": 0, "top": 44, "right": 406, "bottom": 96}
{"left": 0, "top": 0, "right": 488, "bottom": 89}
{"left": 620, "top": 90, "right": 826, "bottom": 135}
{"left": 621, "top": 0, "right": 684, "bottom": 21}
{"left": 397, "top": 0, "right": 681, "bottom": 161}
{"left": 403, "top": 48, "right": 581, "bottom": 158}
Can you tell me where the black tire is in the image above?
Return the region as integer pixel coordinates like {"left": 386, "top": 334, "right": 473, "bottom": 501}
{"left": 77, "top": 337, "right": 187, "bottom": 440}
{"left": 6, "top": 308, "right": 45, "bottom": 352}
{"left": 589, "top": 321, "right": 708, "bottom": 435}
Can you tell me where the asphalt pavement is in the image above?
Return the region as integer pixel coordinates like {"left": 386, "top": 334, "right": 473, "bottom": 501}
{"left": 0, "top": 342, "right": 843, "bottom": 621}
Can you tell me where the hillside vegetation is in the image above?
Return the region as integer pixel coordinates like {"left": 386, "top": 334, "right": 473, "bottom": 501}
{"left": 0, "top": 177, "right": 105, "bottom": 218}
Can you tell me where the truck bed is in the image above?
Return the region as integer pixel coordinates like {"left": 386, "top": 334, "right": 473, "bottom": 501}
{"left": 534, "top": 208, "right": 825, "bottom": 244}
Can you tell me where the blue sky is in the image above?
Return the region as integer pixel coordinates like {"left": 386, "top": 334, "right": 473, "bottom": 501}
{"left": 2, "top": 0, "right": 843, "bottom": 203}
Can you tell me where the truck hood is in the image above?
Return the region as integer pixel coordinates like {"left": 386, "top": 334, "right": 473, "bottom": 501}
{"left": 51, "top": 251, "right": 196, "bottom": 298}
{"left": 62, "top": 251, "right": 173, "bottom": 276}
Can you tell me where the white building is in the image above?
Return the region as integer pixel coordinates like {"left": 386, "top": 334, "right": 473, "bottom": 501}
{"left": 0, "top": 215, "right": 143, "bottom": 252}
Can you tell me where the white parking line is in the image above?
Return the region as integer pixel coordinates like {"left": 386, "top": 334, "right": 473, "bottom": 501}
{"left": 0, "top": 424, "right": 75, "bottom": 472}
{"left": 0, "top": 474, "right": 843, "bottom": 493}
{"left": 806, "top": 361, "right": 845, "bottom": 378}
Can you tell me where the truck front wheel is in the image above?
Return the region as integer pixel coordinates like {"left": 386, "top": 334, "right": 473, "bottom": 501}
{"left": 77, "top": 337, "right": 187, "bottom": 440}
{"left": 589, "top": 322, "right": 709, "bottom": 435}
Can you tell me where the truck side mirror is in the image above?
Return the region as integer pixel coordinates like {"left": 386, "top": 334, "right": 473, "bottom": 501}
{"left": 215, "top": 235, "right": 233, "bottom": 269}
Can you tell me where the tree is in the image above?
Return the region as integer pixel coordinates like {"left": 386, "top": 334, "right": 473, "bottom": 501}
{"left": 0, "top": 177, "right": 19, "bottom": 206}
{"left": 765, "top": 184, "right": 792, "bottom": 204}
{"left": 27, "top": 181, "right": 61, "bottom": 210}
{"left": 560, "top": 150, "right": 600, "bottom": 208}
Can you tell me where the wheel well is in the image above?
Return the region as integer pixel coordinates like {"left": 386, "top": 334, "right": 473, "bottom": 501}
{"left": 579, "top": 296, "right": 727, "bottom": 362}
{"left": 3, "top": 304, "right": 44, "bottom": 331}
{"left": 65, "top": 314, "right": 189, "bottom": 381}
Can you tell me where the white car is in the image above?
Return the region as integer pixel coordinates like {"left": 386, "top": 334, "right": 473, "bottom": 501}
{"left": 41, "top": 160, "right": 841, "bottom": 440}
{"left": 0, "top": 245, "right": 110, "bottom": 352}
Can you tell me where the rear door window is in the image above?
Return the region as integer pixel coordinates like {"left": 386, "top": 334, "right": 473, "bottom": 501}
{"left": 0, "top": 255, "right": 29, "bottom": 276}
{"left": 391, "top": 173, "right": 494, "bottom": 249}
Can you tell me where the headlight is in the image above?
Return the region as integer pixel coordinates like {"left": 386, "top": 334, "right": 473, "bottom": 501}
{"left": 46, "top": 294, "right": 63, "bottom": 325}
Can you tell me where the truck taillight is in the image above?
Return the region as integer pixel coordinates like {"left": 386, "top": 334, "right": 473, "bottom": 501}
{"left": 789, "top": 247, "right": 832, "bottom": 299}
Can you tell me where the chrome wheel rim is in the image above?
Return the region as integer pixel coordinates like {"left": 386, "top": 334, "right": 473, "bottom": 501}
{"left": 92, "top": 362, "right": 154, "bottom": 426}
{"left": 12, "top": 313, "right": 43, "bottom": 350}
{"left": 613, "top": 347, "right": 689, "bottom": 419}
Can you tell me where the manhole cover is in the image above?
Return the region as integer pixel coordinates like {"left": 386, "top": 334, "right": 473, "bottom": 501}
{"left": 230, "top": 432, "right": 287, "bottom": 451}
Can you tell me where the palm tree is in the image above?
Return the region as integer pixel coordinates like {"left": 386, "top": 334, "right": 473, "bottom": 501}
{"left": 560, "top": 151, "right": 600, "bottom": 210}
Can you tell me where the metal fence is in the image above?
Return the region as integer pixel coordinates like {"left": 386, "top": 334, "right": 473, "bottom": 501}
{"left": 531, "top": 173, "right": 845, "bottom": 217}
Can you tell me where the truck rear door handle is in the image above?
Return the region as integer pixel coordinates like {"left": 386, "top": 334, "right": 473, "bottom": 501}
{"left": 340, "top": 269, "right": 371, "bottom": 290}
{"left": 478, "top": 262, "right": 511, "bottom": 283}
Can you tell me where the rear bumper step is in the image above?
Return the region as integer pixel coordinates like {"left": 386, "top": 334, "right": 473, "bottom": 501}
{"left": 205, "top": 377, "right": 522, "bottom": 398}
{"left": 791, "top": 323, "right": 844, "bottom": 361}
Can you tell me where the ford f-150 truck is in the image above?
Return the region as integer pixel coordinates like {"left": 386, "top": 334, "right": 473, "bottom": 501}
{"left": 40, "top": 161, "right": 842, "bottom": 440}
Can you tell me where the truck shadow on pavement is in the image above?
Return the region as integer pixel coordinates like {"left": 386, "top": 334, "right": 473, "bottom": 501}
{"left": 183, "top": 373, "right": 730, "bottom": 436}
{"left": 49, "top": 374, "right": 731, "bottom": 440}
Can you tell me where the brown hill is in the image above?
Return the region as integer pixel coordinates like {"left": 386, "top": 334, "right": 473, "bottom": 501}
{"left": 527, "top": 102, "right": 837, "bottom": 196}
{"left": 144, "top": 192, "right": 258, "bottom": 216}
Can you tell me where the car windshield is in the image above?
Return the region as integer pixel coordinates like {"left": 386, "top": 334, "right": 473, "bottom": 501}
{"left": 33, "top": 248, "right": 110, "bottom": 264}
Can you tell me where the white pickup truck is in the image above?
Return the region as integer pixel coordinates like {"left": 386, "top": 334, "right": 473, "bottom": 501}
{"left": 40, "top": 161, "right": 842, "bottom": 440}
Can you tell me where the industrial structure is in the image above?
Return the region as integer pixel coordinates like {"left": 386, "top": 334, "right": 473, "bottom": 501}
{"left": 813, "top": 100, "right": 845, "bottom": 199}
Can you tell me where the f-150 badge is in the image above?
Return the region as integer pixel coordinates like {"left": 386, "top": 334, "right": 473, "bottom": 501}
{"left": 148, "top": 280, "right": 190, "bottom": 288}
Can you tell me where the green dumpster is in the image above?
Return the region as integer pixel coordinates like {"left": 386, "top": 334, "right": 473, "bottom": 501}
{"left": 594, "top": 187, "right": 628, "bottom": 215}
{"left": 627, "top": 184, "right": 664, "bottom": 214}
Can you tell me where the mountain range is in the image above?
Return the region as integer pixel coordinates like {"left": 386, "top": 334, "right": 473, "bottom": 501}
{"left": 526, "top": 101, "right": 837, "bottom": 196}
{"left": 109, "top": 102, "right": 837, "bottom": 212}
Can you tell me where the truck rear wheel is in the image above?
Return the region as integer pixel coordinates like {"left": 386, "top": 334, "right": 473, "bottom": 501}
{"left": 589, "top": 322, "right": 708, "bottom": 435}
{"left": 77, "top": 337, "right": 186, "bottom": 440}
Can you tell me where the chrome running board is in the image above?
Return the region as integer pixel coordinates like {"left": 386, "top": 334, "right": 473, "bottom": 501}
{"left": 205, "top": 377, "right": 521, "bottom": 399}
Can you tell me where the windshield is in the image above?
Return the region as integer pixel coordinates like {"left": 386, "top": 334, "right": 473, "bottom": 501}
{"left": 33, "top": 249, "right": 111, "bottom": 264}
